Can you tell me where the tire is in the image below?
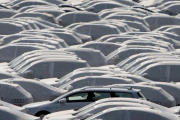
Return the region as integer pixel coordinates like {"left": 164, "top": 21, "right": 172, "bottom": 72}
{"left": 35, "top": 111, "right": 50, "bottom": 120}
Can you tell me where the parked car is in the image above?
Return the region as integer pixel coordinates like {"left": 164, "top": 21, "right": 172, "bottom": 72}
{"left": 0, "top": 100, "right": 26, "bottom": 113}
{"left": 58, "top": 76, "right": 135, "bottom": 91}
{"left": 137, "top": 62, "right": 180, "bottom": 82}
{"left": 85, "top": 2, "right": 128, "bottom": 13}
{"left": 62, "top": 48, "right": 107, "bottom": 67}
{"left": 2, "top": 78, "right": 67, "bottom": 102}
{"left": 0, "top": 106, "right": 40, "bottom": 120}
{"left": 71, "top": 42, "right": 122, "bottom": 56}
{"left": 44, "top": 97, "right": 180, "bottom": 120}
{"left": 107, "top": 84, "right": 176, "bottom": 107}
{"left": 40, "top": 70, "right": 115, "bottom": 87}
{"left": 43, "top": 102, "right": 151, "bottom": 120}
{"left": 71, "top": 23, "right": 120, "bottom": 40}
{"left": 85, "top": 107, "right": 180, "bottom": 120}
{"left": 0, "top": 82, "right": 33, "bottom": 106}
{"left": 137, "top": 82, "right": 180, "bottom": 105}
{"left": 20, "top": 58, "right": 89, "bottom": 79}
{"left": 23, "top": 87, "right": 145, "bottom": 118}
{"left": 57, "top": 11, "right": 101, "bottom": 27}
{"left": 106, "top": 47, "right": 166, "bottom": 65}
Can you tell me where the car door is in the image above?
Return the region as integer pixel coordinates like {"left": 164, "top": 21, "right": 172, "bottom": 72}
{"left": 56, "top": 92, "right": 92, "bottom": 111}
{"left": 27, "top": 62, "right": 52, "bottom": 79}
{"left": 0, "top": 46, "right": 15, "bottom": 62}
{"left": 143, "top": 65, "right": 168, "bottom": 82}
{"left": 129, "top": 110, "right": 163, "bottom": 120}
{"left": 169, "top": 65, "right": 180, "bottom": 82}
{"left": 96, "top": 110, "right": 120, "bottom": 120}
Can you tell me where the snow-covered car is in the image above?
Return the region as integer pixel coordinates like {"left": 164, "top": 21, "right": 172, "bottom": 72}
{"left": 0, "top": 82, "right": 33, "bottom": 106}
{"left": 2, "top": 78, "right": 66, "bottom": 102}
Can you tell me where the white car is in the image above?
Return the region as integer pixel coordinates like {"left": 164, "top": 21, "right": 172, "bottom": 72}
{"left": 0, "top": 22, "right": 24, "bottom": 35}
{"left": 58, "top": 76, "right": 135, "bottom": 91}
{"left": 0, "top": 100, "right": 26, "bottom": 113}
{"left": 40, "top": 70, "right": 115, "bottom": 87}
{"left": 107, "top": 84, "right": 176, "bottom": 107}
{"left": 19, "top": 58, "right": 89, "bottom": 79}
{"left": 0, "top": 106, "right": 40, "bottom": 120}
{"left": 137, "top": 82, "right": 180, "bottom": 106}
{"left": 71, "top": 23, "right": 120, "bottom": 40}
{"left": 2, "top": 78, "right": 67, "bottom": 102}
{"left": 137, "top": 61, "right": 180, "bottom": 82}
{"left": 43, "top": 102, "right": 151, "bottom": 120}
{"left": 0, "top": 82, "right": 33, "bottom": 106}
{"left": 44, "top": 97, "right": 180, "bottom": 119}
{"left": 12, "top": 12, "right": 58, "bottom": 24}
{"left": 71, "top": 42, "right": 122, "bottom": 56}
{"left": 144, "top": 15, "right": 180, "bottom": 30}
{"left": 85, "top": 2, "right": 128, "bottom": 13}
{"left": 106, "top": 47, "right": 165, "bottom": 65}
{"left": 57, "top": 11, "right": 101, "bottom": 27}
{"left": 85, "top": 107, "right": 180, "bottom": 120}
{"left": 62, "top": 48, "right": 107, "bottom": 67}
{"left": 0, "top": 9, "right": 17, "bottom": 18}
{"left": 0, "top": 44, "right": 47, "bottom": 62}
{"left": 102, "top": 74, "right": 151, "bottom": 83}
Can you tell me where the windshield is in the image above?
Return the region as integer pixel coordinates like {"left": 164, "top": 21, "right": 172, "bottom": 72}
{"left": 9, "top": 56, "right": 22, "bottom": 67}
{"left": 106, "top": 48, "right": 119, "bottom": 59}
{"left": 58, "top": 80, "right": 74, "bottom": 89}
{"left": 11, "top": 56, "right": 26, "bottom": 68}
{"left": 18, "top": 63, "right": 31, "bottom": 73}
{"left": 59, "top": 72, "right": 73, "bottom": 83}
{"left": 138, "top": 92, "right": 146, "bottom": 100}
{"left": 13, "top": 60, "right": 29, "bottom": 71}
{"left": 117, "top": 57, "right": 131, "bottom": 67}
{"left": 134, "top": 66, "right": 147, "bottom": 75}
{"left": 85, "top": 110, "right": 105, "bottom": 120}
{"left": 76, "top": 105, "right": 95, "bottom": 116}
{"left": 78, "top": 101, "right": 98, "bottom": 112}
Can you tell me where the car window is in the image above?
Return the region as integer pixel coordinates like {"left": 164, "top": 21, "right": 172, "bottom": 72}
{"left": 114, "top": 92, "right": 133, "bottom": 98}
{"left": 53, "top": 61, "right": 88, "bottom": 78}
{"left": 0, "top": 46, "right": 15, "bottom": 62}
{"left": 86, "top": 110, "right": 120, "bottom": 120}
{"left": 67, "top": 92, "right": 88, "bottom": 102}
{"left": 169, "top": 65, "right": 180, "bottom": 82}
{"left": 92, "top": 92, "right": 111, "bottom": 101}
{"left": 130, "top": 110, "right": 162, "bottom": 120}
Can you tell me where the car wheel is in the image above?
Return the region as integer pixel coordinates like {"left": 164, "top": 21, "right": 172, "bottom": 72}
{"left": 39, "top": 114, "right": 46, "bottom": 119}
{"left": 35, "top": 111, "right": 50, "bottom": 120}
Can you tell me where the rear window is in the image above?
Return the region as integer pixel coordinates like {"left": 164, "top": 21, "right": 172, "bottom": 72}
{"left": 114, "top": 92, "right": 133, "bottom": 98}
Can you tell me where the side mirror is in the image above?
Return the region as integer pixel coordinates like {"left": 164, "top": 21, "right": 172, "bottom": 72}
{"left": 87, "top": 7, "right": 94, "bottom": 12}
{"left": 23, "top": 70, "right": 33, "bottom": 77}
{"left": 26, "top": 70, "right": 33, "bottom": 75}
{"left": 58, "top": 19, "right": 62, "bottom": 25}
{"left": 81, "top": 113, "right": 92, "bottom": 119}
{"left": 141, "top": 73, "right": 149, "bottom": 78}
{"left": 65, "top": 85, "right": 73, "bottom": 91}
{"left": 108, "top": 55, "right": 119, "bottom": 64}
{"left": 59, "top": 98, "right": 66, "bottom": 104}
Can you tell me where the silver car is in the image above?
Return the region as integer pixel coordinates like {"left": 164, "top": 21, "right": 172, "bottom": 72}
{"left": 23, "top": 87, "right": 144, "bottom": 118}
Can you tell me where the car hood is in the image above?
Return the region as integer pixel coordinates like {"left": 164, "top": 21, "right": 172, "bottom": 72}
{"left": 23, "top": 101, "right": 51, "bottom": 108}
{"left": 45, "top": 114, "right": 75, "bottom": 120}
{"left": 169, "top": 106, "right": 180, "bottom": 115}
{"left": 44, "top": 109, "right": 76, "bottom": 119}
